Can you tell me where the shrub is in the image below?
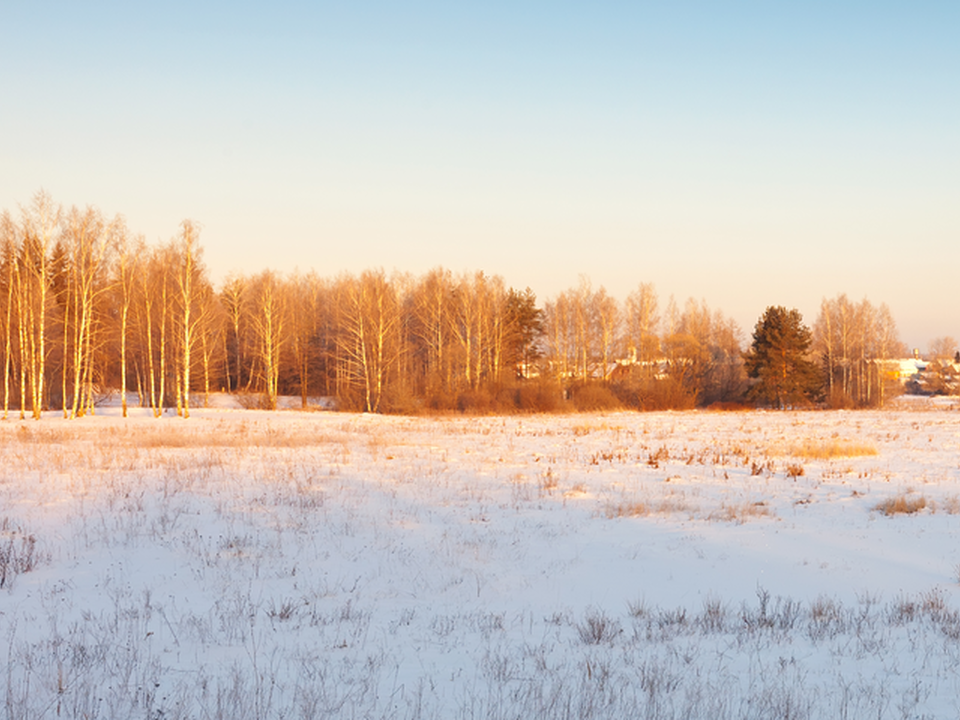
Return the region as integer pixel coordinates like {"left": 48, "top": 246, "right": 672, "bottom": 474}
{"left": 425, "top": 389, "right": 457, "bottom": 412}
{"left": 635, "top": 377, "right": 698, "bottom": 411}
{"left": 379, "top": 385, "right": 423, "bottom": 415}
{"left": 705, "top": 401, "right": 751, "bottom": 412}
{"left": 570, "top": 383, "right": 622, "bottom": 412}
{"left": 515, "top": 380, "right": 564, "bottom": 413}
{"left": 456, "top": 388, "right": 494, "bottom": 414}
{"left": 334, "top": 388, "right": 366, "bottom": 413}
{"left": 825, "top": 387, "right": 859, "bottom": 410}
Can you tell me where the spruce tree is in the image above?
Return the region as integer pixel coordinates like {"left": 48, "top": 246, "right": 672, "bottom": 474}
{"left": 743, "top": 306, "right": 822, "bottom": 408}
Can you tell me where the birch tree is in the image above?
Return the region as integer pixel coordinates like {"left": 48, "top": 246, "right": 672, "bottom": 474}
{"left": 19, "top": 192, "right": 61, "bottom": 418}
{"left": 0, "top": 212, "right": 17, "bottom": 419}
{"left": 336, "top": 270, "right": 402, "bottom": 412}
{"left": 246, "top": 271, "right": 287, "bottom": 410}
{"left": 60, "top": 206, "right": 114, "bottom": 418}
{"left": 113, "top": 228, "right": 140, "bottom": 417}
{"left": 624, "top": 283, "right": 660, "bottom": 369}
{"left": 410, "top": 267, "right": 454, "bottom": 397}
{"left": 172, "top": 221, "right": 210, "bottom": 418}
{"left": 219, "top": 274, "right": 248, "bottom": 393}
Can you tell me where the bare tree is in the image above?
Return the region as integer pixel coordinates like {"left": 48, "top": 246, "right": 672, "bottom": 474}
{"left": 336, "top": 270, "right": 402, "bottom": 412}
{"left": 624, "top": 283, "right": 660, "bottom": 369}
{"left": 289, "top": 272, "right": 324, "bottom": 408}
{"left": 592, "top": 286, "right": 619, "bottom": 381}
{"left": 219, "top": 274, "right": 249, "bottom": 393}
{"left": 171, "top": 220, "right": 211, "bottom": 418}
{"left": 59, "top": 206, "right": 115, "bottom": 418}
{"left": 543, "top": 290, "right": 573, "bottom": 383}
{"left": 814, "top": 294, "right": 906, "bottom": 407}
{"left": 245, "top": 271, "right": 288, "bottom": 410}
{"left": 410, "top": 267, "right": 454, "bottom": 397}
{"left": 18, "top": 192, "right": 61, "bottom": 419}
{"left": 197, "top": 283, "right": 224, "bottom": 408}
{"left": 572, "top": 277, "right": 593, "bottom": 381}
{"left": 113, "top": 227, "right": 140, "bottom": 418}
{"left": 928, "top": 336, "right": 958, "bottom": 362}
{"left": 0, "top": 211, "right": 17, "bottom": 419}
{"left": 875, "top": 303, "right": 904, "bottom": 407}
{"left": 132, "top": 244, "right": 175, "bottom": 417}
{"left": 449, "top": 272, "right": 483, "bottom": 389}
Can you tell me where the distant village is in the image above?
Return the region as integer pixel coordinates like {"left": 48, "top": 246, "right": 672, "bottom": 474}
{"left": 894, "top": 350, "right": 960, "bottom": 396}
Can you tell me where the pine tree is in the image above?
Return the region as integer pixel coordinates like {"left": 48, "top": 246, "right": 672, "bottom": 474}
{"left": 503, "top": 287, "right": 543, "bottom": 378}
{"left": 743, "top": 306, "right": 821, "bottom": 408}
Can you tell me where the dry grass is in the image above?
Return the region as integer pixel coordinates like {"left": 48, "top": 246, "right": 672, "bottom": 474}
{"left": 563, "top": 483, "right": 588, "bottom": 498}
{"left": 784, "top": 463, "right": 805, "bottom": 479}
{"left": 604, "top": 500, "right": 652, "bottom": 518}
{"left": 604, "top": 497, "right": 773, "bottom": 523}
{"left": 0, "top": 424, "right": 82, "bottom": 444}
{"left": 572, "top": 421, "right": 623, "bottom": 437}
{"left": 131, "top": 423, "right": 336, "bottom": 449}
{"left": 706, "top": 502, "right": 773, "bottom": 524}
{"left": 769, "top": 438, "right": 878, "bottom": 460}
{"left": 538, "top": 468, "right": 559, "bottom": 495}
{"left": 0, "top": 421, "right": 344, "bottom": 450}
{"left": 874, "top": 494, "right": 929, "bottom": 516}
{"left": 874, "top": 494, "right": 960, "bottom": 517}
{"left": 603, "top": 497, "right": 698, "bottom": 519}
{"left": 940, "top": 495, "right": 960, "bottom": 514}
{"left": 0, "top": 519, "right": 43, "bottom": 589}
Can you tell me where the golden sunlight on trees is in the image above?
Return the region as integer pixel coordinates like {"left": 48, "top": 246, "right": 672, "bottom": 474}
{"left": 172, "top": 221, "right": 210, "bottom": 419}
{"left": 813, "top": 295, "right": 907, "bottom": 408}
{"left": 1, "top": 192, "right": 945, "bottom": 417}
{"left": 55, "top": 205, "right": 115, "bottom": 418}
{"left": 20, "top": 192, "right": 59, "bottom": 419}
{"left": 246, "top": 271, "right": 287, "bottom": 411}
{"left": 336, "top": 270, "right": 402, "bottom": 414}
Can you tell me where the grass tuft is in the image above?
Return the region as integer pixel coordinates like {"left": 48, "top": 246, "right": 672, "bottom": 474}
{"left": 706, "top": 502, "right": 773, "bottom": 524}
{"left": 576, "top": 609, "right": 622, "bottom": 644}
{"left": 874, "top": 494, "right": 929, "bottom": 516}
{"left": 784, "top": 463, "right": 805, "bottom": 479}
{"left": 0, "top": 520, "right": 43, "bottom": 589}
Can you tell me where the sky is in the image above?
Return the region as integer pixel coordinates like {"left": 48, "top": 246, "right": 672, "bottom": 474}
{"left": 1, "top": 1, "right": 957, "bottom": 350}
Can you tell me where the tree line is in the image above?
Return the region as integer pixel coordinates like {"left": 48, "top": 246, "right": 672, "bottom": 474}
{"left": 0, "top": 192, "right": 937, "bottom": 418}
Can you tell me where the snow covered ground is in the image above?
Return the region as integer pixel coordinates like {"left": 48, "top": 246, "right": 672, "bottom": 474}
{"left": 2, "top": 404, "right": 960, "bottom": 718}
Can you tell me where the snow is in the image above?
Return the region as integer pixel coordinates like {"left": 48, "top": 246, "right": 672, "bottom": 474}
{"left": 2, "top": 405, "right": 960, "bottom": 718}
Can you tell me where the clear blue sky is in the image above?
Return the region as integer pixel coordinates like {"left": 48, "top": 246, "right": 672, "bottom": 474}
{"left": 2, "top": 1, "right": 957, "bottom": 349}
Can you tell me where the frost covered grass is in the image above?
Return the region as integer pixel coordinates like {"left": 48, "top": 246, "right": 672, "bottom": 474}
{"left": 2, "top": 407, "right": 960, "bottom": 718}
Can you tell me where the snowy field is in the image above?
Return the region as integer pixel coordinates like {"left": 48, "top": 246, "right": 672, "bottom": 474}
{"left": 2, "top": 403, "right": 960, "bottom": 719}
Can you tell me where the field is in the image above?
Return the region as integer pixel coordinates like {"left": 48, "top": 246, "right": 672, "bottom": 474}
{"left": 2, "top": 403, "right": 960, "bottom": 719}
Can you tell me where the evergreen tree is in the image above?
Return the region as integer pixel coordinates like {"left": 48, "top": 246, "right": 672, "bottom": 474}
{"left": 503, "top": 287, "right": 543, "bottom": 377}
{"left": 744, "top": 306, "right": 821, "bottom": 408}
